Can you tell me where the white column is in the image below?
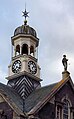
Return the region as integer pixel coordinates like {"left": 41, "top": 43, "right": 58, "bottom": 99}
{"left": 28, "top": 46, "right": 30, "bottom": 55}
{"left": 20, "top": 45, "right": 22, "bottom": 55}
{"left": 35, "top": 47, "right": 38, "bottom": 59}
{"left": 11, "top": 45, "right": 13, "bottom": 58}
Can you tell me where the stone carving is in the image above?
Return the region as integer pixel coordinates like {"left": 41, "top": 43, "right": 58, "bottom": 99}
{"left": 62, "top": 55, "right": 68, "bottom": 71}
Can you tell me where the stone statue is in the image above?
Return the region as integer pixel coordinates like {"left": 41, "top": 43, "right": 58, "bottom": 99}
{"left": 62, "top": 55, "right": 68, "bottom": 71}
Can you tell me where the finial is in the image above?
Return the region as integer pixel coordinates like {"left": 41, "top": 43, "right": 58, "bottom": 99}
{"left": 22, "top": 4, "right": 29, "bottom": 25}
{"left": 62, "top": 55, "right": 68, "bottom": 71}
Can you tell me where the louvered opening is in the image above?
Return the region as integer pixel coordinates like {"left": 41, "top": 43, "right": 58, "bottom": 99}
{"left": 14, "top": 76, "right": 34, "bottom": 99}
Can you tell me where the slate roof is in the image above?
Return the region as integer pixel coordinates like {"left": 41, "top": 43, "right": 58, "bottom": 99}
{"left": 27, "top": 75, "right": 72, "bottom": 114}
{"left": 0, "top": 82, "right": 57, "bottom": 114}
{"left": 0, "top": 75, "right": 72, "bottom": 115}
{"left": 25, "top": 83, "right": 57, "bottom": 112}
{"left": 0, "top": 83, "right": 24, "bottom": 115}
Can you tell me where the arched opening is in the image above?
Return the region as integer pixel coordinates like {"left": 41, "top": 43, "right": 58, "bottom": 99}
{"left": 16, "top": 45, "right": 20, "bottom": 56}
{"left": 22, "top": 44, "right": 28, "bottom": 55}
{"left": 63, "top": 99, "right": 70, "bottom": 119}
{"left": 30, "top": 46, "right": 34, "bottom": 56}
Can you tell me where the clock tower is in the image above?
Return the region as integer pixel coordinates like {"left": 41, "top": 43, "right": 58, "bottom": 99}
{"left": 6, "top": 9, "right": 41, "bottom": 99}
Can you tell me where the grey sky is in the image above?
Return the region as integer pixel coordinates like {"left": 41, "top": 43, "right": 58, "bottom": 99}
{"left": 0, "top": 0, "right": 74, "bottom": 85}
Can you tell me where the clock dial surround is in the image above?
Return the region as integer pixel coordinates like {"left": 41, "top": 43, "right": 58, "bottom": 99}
{"left": 28, "top": 61, "right": 37, "bottom": 74}
{"left": 12, "top": 60, "right": 21, "bottom": 73}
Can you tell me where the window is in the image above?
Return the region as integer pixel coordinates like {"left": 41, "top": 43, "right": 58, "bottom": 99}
{"left": 56, "top": 98, "right": 71, "bottom": 119}
{"left": 56, "top": 105, "right": 61, "bottom": 119}
{"left": 63, "top": 99, "right": 70, "bottom": 119}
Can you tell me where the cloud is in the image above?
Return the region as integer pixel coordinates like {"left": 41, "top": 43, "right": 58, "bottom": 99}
{"left": 36, "top": 0, "right": 74, "bottom": 86}
{"left": 0, "top": 0, "right": 74, "bottom": 86}
{"left": 0, "top": 68, "right": 7, "bottom": 84}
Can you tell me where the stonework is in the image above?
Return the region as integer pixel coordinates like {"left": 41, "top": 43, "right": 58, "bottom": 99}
{"left": 0, "top": 11, "right": 74, "bottom": 119}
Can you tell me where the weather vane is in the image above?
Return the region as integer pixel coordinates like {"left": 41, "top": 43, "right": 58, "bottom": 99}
{"left": 22, "top": 4, "right": 29, "bottom": 25}
{"left": 62, "top": 55, "right": 68, "bottom": 71}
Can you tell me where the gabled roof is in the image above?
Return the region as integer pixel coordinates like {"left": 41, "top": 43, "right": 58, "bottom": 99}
{"left": 27, "top": 75, "right": 74, "bottom": 115}
{"left": 0, "top": 74, "right": 73, "bottom": 116}
{"left": 0, "top": 83, "right": 24, "bottom": 116}
{"left": 0, "top": 81, "right": 57, "bottom": 115}
{"left": 25, "top": 82, "right": 57, "bottom": 112}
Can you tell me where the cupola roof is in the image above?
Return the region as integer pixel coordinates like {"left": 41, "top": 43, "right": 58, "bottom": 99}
{"left": 14, "top": 8, "right": 37, "bottom": 38}
{"left": 14, "top": 25, "right": 37, "bottom": 38}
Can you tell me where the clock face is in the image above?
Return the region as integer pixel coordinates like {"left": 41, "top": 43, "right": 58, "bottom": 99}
{"left": 28, "top": 61, "right": 37, "bottom": 74}
{"left": 12, "top": 60, "right": 21, "bottom": 73}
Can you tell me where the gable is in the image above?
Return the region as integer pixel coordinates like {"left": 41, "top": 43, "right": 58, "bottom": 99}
{"left": 25, "top": 83, "right": 57, "bottom": 113}
{"left": 0, "top": 95, "right": 25, "bottom": 119}
{"left": 36, "top": 79, "right": 74, "bottom": 119}
{"left": 27, "top": 76, "right": 74, "bottom": 115}
{"left": 55, "top": 80, "right": 74, "bottom": 106}
{"left": 0, "top": 83, "right": 25, "bottom": 116}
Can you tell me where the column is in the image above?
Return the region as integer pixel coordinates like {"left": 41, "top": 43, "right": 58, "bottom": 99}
{"left": 20, "top": 45, "right": 22, "bottom": 55}
{"left": 11, "top": 45, "right": 13, "bottom": 58}
{"left": 28, "top": 46, "right": 30, "bottom": 55}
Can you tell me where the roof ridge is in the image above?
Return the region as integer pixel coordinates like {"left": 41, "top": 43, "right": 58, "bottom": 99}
{"left": 35, "top": 82, "right": 58, "bottom": 91}
{"left": 28, "top": 76, "right": 71, "bottom": 115}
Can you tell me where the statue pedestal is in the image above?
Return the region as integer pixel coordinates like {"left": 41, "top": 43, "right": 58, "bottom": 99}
{"left": 62, "top": 71, "right": 70, "bottom": 79}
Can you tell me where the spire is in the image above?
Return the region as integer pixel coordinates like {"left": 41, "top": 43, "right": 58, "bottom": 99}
{"left": 22, "top": 4, "right": 29, "bottom": 25}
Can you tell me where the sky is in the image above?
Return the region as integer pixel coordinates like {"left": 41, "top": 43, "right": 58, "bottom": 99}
{"left": 0, "top": 0, "right": 74, "bottom": 86}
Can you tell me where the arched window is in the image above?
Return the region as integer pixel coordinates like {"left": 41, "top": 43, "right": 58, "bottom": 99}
{"left": 56, "top": 105, "right": 62, "bottom": 119}
{"left": 30, "top": 46, "right": 34, "bottom": 56}
{"left": 16, "top": 45, "right": 20, "bottom": 56}
{"left": 22, "top": 44, "right": 28, "bottom": 55}
{"left": 63, "top": 99, "right": 70, "bottom": 119}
